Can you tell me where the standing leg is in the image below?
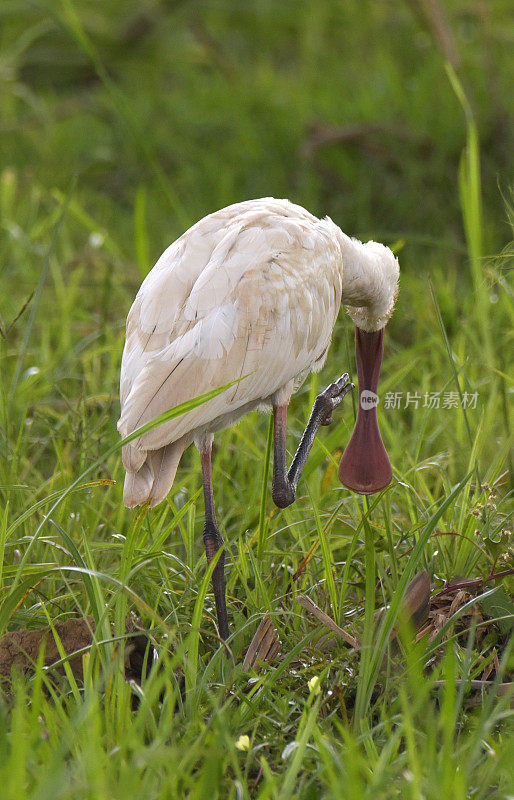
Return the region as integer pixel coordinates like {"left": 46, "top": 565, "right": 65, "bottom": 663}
{"left": 272, "top": 374, "right": 353, "bottom": 508}
{"left": 198, "top": 434, "right": 230, "bottom": 642}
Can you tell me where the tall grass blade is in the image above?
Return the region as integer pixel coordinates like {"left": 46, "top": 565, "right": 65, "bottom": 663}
{"left": 9, "top": 178, "right": 75, "bottom": 399}
{"left": 10, "top": 379, "right": 242, "bottom": 590}
{"left": 354, "top": 471, "right": 472, "bottom": 724}
{"left": 445, "top": 63, "right": 493, "bottom": 363}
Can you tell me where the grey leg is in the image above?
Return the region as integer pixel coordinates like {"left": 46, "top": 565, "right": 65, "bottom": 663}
{"left": 272, "top": 374, "right": 354, "bottom": 509}
{"left": 199, "top": 437, "right": 230, "bottom": 643}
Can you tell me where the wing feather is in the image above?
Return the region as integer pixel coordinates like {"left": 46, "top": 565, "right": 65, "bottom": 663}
{"left": 118, "top": 199, "right": 342, "bottom": 465}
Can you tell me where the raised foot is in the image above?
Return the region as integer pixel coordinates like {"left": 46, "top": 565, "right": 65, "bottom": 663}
{"left": 315, "top": 373, "right": 354, "bottom": 426}
{"left": 272, "top": 483, "right": 296, "bottom": 509}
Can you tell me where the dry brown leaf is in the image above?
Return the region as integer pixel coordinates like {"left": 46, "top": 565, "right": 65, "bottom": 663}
{"left": 423, "top": 588, "right": 485, "bottom": 645}
{"left": 296, "top": 595, "right": 359, "bottom": 649}
{"left": 243, "top": 614, "right": 281, "bottom": 671}
{"left": 381, "top": 569, "right": 431, "bottom": 645}
{"left": 297, "top": 571, "right": 431, "bottom": 652}
{"left": 402, "top": 570, "right": 431, "bottom": 629}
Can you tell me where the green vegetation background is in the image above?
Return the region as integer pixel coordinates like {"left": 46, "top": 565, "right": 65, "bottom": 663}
{"left": 0, "top": 1, "right": 513, "bottom": 798}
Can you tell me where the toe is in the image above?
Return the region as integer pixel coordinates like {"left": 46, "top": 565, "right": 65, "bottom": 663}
{"left": 329, "top": 374, "right": 352, "bottom": 398}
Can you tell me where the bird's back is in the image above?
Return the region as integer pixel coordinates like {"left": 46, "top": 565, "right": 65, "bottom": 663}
{"left": 118, "top": 198, "right": 343, "bottom": 493}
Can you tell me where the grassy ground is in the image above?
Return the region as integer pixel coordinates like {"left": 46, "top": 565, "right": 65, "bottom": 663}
{"left": 0, "top": 1, "right": 513, "bottom": 797}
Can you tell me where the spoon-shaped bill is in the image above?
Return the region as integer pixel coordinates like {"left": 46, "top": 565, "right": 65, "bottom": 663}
{"left": 338, "top": 327, "right": 392, "bottom": 494}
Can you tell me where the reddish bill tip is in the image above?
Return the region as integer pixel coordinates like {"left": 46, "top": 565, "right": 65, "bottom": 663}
{"left": 338, "top": 327, "right": 392, "bottom": 495}
{"left": 338, "top": 419, "right": 392, "bottom": 494}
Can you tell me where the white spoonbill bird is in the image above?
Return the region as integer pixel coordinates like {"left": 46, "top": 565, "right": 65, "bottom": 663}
{"left": 118, "top": 198, "right": 399, "bottom": 641}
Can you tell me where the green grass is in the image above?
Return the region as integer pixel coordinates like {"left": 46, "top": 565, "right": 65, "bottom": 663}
{"left": 0, "top": 1, "right": 513, "bottom": 797}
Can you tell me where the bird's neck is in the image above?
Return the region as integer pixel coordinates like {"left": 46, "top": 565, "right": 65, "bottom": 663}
{"left": 336, "top": 230, "right": 399, "bottom": 332}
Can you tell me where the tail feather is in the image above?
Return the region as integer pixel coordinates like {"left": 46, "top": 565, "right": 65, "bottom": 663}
{"left": 122, "top": 440, "right": 147, "bottom": 473}
{"left": 123, "top": 462, "right": 153, "bottom": 508}
{"left": 122, "top": 436, "right": 189, "bottom": 508}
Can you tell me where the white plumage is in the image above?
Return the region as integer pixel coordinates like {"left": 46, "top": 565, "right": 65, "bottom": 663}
{"left": 118, "top": 197, "right": 399, "bottom": 509}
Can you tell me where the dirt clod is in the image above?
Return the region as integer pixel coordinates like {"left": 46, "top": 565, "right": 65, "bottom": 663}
{"left": 0, "top": 618, "right": 153, "bottom": 688}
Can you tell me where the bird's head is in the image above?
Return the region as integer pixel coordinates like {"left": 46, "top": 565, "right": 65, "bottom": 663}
{"left": 338, "top": 240, "right": 399, "bottom": 494}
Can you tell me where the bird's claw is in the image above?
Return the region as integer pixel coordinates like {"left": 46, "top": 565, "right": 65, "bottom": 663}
{"left": 324, "top": 373, "right": 352, "bottom": 398}
{"left": 316, "top": 373, "right": 354, "bottom": 426}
